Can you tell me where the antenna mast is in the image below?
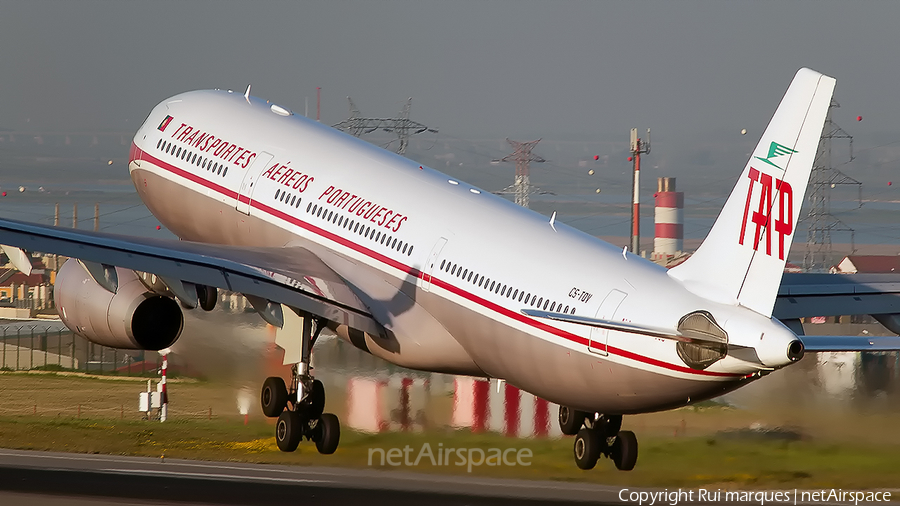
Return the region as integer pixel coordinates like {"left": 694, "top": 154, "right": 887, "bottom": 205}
{"left": 629, "top": 128, "right": 651, "bottom": 254}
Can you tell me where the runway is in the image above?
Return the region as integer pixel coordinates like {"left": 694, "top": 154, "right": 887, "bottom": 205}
{"left": 0, "top": 448, "right": 622, "bottom": 505}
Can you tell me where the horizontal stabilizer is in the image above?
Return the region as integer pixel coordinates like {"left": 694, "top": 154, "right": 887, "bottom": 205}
{"left": 521, "top": 309, "right": 723, "bottom": 345}
{"left": 798, "top": 335, "right": 900, "bottom": 352}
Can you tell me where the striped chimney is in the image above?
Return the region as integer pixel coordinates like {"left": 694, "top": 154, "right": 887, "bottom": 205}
{"left": 654, "top": 177, "right": 683, "bottom": 257}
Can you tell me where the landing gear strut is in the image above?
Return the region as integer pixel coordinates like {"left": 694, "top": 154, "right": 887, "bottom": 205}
{"left": 261, "top": 314, "right": 340, "bottom": 455}
{"left": 561, "top": 407, "right": 637, "bottom": 471}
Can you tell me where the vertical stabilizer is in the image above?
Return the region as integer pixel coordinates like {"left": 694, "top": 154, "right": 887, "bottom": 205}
{"left": 668, "top": 68, "right": 835, "bottom": 317}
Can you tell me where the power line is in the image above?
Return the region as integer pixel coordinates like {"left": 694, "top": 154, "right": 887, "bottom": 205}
{"left": 803, "top": 98, "right": 862, "bottom": 272}
{"left": 332, "top": 98, "right": 437, "bottom": 155}
{"left": 494, "top": 139, "right": 547, "bottom": 208}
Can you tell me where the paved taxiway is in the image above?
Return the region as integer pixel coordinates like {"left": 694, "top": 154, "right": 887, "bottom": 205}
{"left": 0, "top": 448, "right": 622, "bottom": 505}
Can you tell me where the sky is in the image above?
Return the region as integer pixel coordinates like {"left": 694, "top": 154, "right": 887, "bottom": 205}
{"left": 2, "top": 0, "right": 900, "bottom": 244}
{"left": 2, "top": 1, "right": 899, "bottom": 141}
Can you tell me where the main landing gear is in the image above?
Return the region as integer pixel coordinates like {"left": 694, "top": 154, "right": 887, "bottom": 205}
{"left": 559, "top": 406, "right": 637, "bottom": 471}
{"left": 260, "top": 315, "right": 340, "bottom": 455}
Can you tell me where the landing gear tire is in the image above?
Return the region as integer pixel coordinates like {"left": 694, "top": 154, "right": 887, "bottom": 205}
{"left": 314, "top": 413, "right": 341, "bottom": 455}
{"left": 261, "top": 377, "right": 288, "bottom": 418}
{"left": 573, "top": 428, "right": 601, "bottom": 470}
{"left": 611, "top": 430, "right": 638, "bottom": 471}
{"left": 276, "top": 410, "right": 304, "bottom": 452}
{"left": 596, "top": 414, "right": 622, "bottom": 438}
{"left": 305, "top": 379, "right": 326, "bottom": 420}
{"left": 197, "top": 285, "right": 217, "bottom": 311}
{"left": 559, "top": 406, "right": 588, "bottom": 436}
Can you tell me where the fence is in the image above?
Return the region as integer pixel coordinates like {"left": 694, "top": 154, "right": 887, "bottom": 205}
{"left": 0, "top": 326, "right": 161, "bottom": 375}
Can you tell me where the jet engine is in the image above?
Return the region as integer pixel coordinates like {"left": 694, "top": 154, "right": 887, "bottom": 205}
{"left": 55, "top": 259, "right": 183, "bottom": 350}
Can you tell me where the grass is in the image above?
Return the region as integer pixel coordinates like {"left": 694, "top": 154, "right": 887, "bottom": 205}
{"left": 0, "top": 415, "right": 899, "bottom": 488}
{"left": 1, "top": 371, "right": 900, "bottom": 488}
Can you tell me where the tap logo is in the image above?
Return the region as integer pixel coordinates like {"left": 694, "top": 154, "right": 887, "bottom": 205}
{"left": 754, "top": 141, "right": 797, "bottom": 171}
{"left": 739, "top": 167, "right": 793, "bottom": 260}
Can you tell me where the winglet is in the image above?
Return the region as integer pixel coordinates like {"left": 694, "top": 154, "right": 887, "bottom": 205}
{"left": 668, "top": 68, "right": 836, "bottom": 317}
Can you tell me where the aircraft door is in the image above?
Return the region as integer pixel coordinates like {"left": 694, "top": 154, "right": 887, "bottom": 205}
{"left": 418, "top": 237, "right": 448, "bottom": 292}
{"left": 588, "top": 289, "right": 627, "bottom": 356}
{"left": 236, "top": 151, "right": 274, "bottom": 215}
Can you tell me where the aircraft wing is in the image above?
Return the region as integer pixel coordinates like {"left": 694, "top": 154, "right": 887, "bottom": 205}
{"left": 775, "top": 272, "right": 900, "bottom": 320}
{"left": 0, "top": 216, "right": 383, "bottom": 336}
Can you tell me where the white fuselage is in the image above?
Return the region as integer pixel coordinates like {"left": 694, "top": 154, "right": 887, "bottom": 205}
{"left": 127, "top": 90, "right": 799, "bottom": 414}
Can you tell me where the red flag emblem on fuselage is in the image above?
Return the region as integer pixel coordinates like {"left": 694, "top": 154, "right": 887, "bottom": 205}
{"left": 158, "top": 115, "right": 173, "bottom": 132}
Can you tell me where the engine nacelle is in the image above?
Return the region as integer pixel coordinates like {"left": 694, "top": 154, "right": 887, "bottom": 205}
{"left": 55, "top": 259, "right": 184, "bottom": 350}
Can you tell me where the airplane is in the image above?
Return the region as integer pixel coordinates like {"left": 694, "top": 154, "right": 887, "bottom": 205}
{"left": 2, "top": 67, "right": 899, "bottom": 472}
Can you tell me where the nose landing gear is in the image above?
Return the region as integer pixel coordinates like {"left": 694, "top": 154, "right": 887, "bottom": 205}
{"left": 562, "top": 407, "right": 637, "bottom": 471}
{"left": 261, "top": 314, "right": 341, "bottom": 455}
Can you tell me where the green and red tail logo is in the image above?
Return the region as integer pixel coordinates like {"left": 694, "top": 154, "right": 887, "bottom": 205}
{"left": 754, "top": 141, "right": 797, "bottom": 171}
